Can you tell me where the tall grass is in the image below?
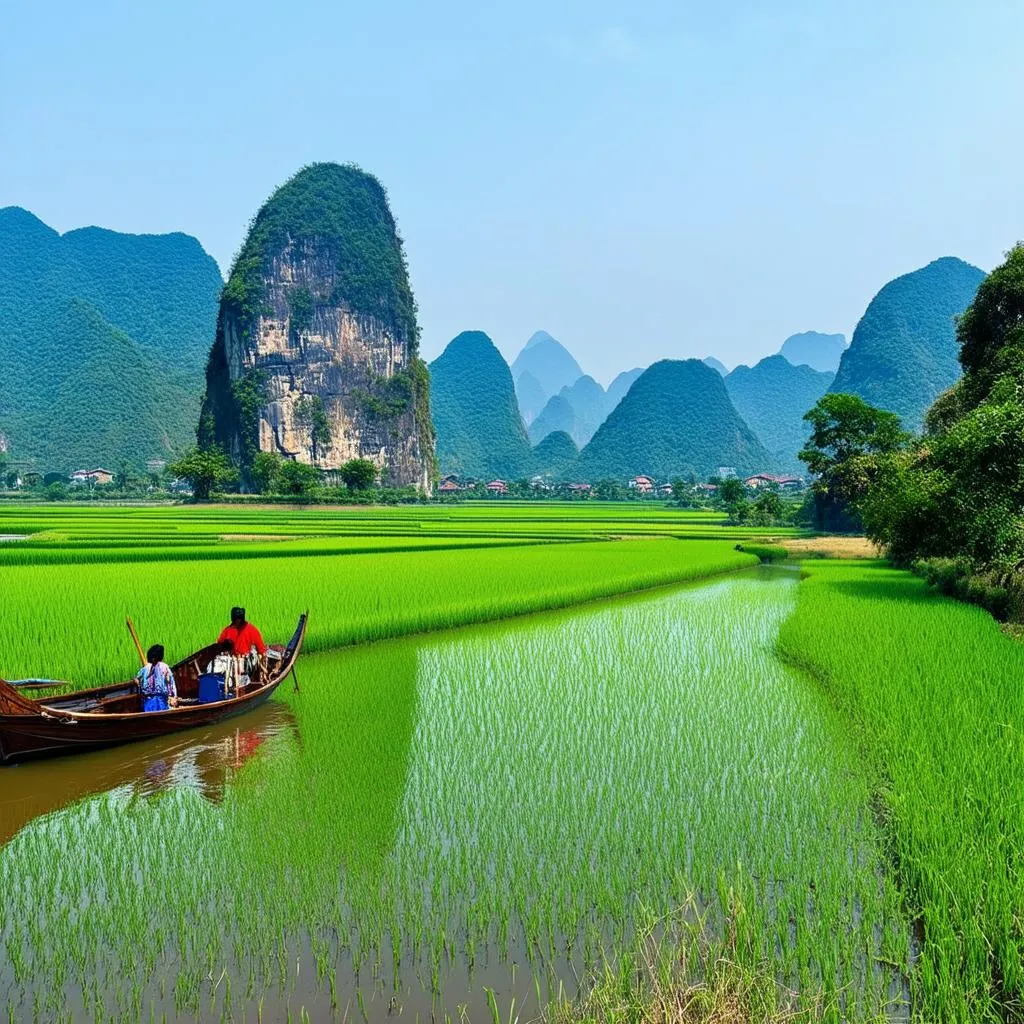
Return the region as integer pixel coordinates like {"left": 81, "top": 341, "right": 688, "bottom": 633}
{"left": 778, "top": 560, "right": 1024, "bottom": 1022}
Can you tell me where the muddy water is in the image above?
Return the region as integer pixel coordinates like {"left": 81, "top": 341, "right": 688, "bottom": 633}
{"left": 0, "top": 567, "right": 907, "bottom": 1021}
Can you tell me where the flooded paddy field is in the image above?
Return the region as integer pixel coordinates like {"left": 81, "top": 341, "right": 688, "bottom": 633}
{"left": 0, "top": 567, "right": 910, "bottom": 1022}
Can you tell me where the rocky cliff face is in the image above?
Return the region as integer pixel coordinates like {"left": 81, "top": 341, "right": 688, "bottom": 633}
{"left": 200, "top": 164, "right": 434, "bottom": 491}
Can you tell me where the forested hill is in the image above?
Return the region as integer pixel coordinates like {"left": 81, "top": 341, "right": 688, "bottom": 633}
{"left": 725, "top": 355, "right": 834, "bottom": 471}
{"left": 779, "top": 331, "right": 847, "bottom": 373}
{"left": 430, "top": 331, "right": 534, "bottom": 479}
{"left": 0, "top": 207, "right": 222, "bottom": 472}
{"left": 575, "top": 359, "right": 769, "bottom": 481}
{"left": 830, "top": 257, "right": 986, "bottom": 429}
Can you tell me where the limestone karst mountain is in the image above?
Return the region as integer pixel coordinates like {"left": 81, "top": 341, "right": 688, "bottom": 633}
{"left": 199, "top": 163, "right": 434, "bottom": 489}
{"left": 528, "top": 395, "right": 576, "bottom": 446}
{"left": 0, "top": 206, "right": 222, "bottom": 471}
{"left": 778, "top": 331, "right": 847, "bottom": 373}
{"left": 576, "top": 359, "right": 769, "bottom": 480}
{"left": 703, "top": 356, "right": 728, "bottom": 376}
{"left": 830, "top": 257, "right": 986, "bottom": 429}
{"left": 430, "top": 330, "right": 534, "bottom": 479}
{"left": 604, "top": 368, "right": 644, "bottom": 412}
{"left": 514, "top": 370, "right": 548, "bottom": 425}
{"left": 531, "top": 430, "right": 579, "bottom": 478}
{"left": 510, "top": 331, "right": 584, "bottom": 399}
{"left": 725, "top": 355, "right": 834, "bottom": 471}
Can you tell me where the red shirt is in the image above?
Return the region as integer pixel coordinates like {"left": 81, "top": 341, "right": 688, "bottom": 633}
{"left": 218, "top": 622, "right": 267, "bottom": 656}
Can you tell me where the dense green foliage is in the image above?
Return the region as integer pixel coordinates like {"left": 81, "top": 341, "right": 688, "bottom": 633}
{"left": 778, "top": 560, "right": 1024, "bottom": 1020}
{"left": 725, "top": 354, "right": 834, "bottom": 470}
{"left": 510, "top": 331, "right": 584, "bottom": 397}
{"left": 220, "top": 163, "right": 417, "bottom": 349}
{"left": 830, "top": 257, "right": 985, "bottom": 429}
{"left": 167, "top": 446, "right": 237, "bottom": 500}
{"left": 778, "top": 331, "right": 847, "bottom": 373}
{"left": 430, "top": 331, "right": 534, "bottom": 478}
{"left": 576, "top": 359, "right": 770, "bottom": 480}
{"left": 339, "top": 458, "right": 377, "bottom": 491}
{"left": 859, "top": 245, "right": 1024, "bottom": 608}
{"left": 0, "top": 207, "right": 222, "bottom": 471}
{"left": 798, "top": 393, "right": 908, "bottom": 531}
{"left": 531, "top": 429, "right": 579, "bottom": 477}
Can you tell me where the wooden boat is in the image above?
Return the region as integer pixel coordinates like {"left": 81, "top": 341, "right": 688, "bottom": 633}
{"left": 0, "top": 614, "right": 307, "bottom": 765}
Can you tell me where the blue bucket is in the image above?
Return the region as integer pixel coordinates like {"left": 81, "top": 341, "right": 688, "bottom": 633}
{"left": 198, "top": 673, "right": 226, "bottom": 704}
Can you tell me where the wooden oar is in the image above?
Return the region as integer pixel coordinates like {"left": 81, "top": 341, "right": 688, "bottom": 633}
{"left": 9, "top": 678, "right": 73, "bottom": 690}
{"left": 126, "top": 617, "right": 146, "bottom": 667}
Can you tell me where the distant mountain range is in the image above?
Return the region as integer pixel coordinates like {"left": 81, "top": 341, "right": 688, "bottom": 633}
{"left": 778, "top": 332, "right": 847, "bottom": 373}
{"left": 511, "top": 331, "right": 584, "bottom": 400}
{"left": 0, "top": 207, "right": 222, "bottom": 472}
{"left": 725, "top": 355, "right": 834, "bottom": 471}
{"left": 830, "top": 257, "right": 985, "bottom": 430}
{"left": 703, "top": 356, "right": 728, "bottom": 376}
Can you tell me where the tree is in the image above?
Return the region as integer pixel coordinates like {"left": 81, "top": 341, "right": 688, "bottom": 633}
{"left": 168, "top": 447, "right": 237, "bottom": 501}
{"left": 799, "top": 393, "right": 909, "bottom": 531}
{"left": 250, "top": 451, "right": 284, "bottom": 495}
{"left": 670, "top": 478, "right": 689, "bottom": 503}
{"left": 294, "top": 395, "right": 333, "bottom": 463}
{"left": 276, "top": 459, "right": 321, "bottom": 496}
{"left": 339, "top": 458, "right": 378, "bottom": 492}
{"left": 752, "top": 488, "right": 784, "bottom": 524}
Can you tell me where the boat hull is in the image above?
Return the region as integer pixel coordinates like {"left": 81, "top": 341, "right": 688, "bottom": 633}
{"left": 0, "top": 614, "right": 307, "bottom": 766}
{"left": 0, "top": 685, "right": 279, "bottom": 765}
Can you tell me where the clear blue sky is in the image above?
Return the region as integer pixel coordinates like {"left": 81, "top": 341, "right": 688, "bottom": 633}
{"left": 3, "top": 0, "right": 1022, "bottom": 383}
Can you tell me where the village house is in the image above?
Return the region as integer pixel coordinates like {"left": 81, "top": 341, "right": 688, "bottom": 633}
{"left": 437, "top": 479, "right": 461, "bottom": 494}
{"left": 628, "top": 475, "right": 655, "bottom": 494}
{"left": 70, "top": 468, "right": 114, "bottom": 487}
{"left": 566, "top": 482, "right": 592, "bottom": 494}
{"left": 694, "top": 482, "right": 719, "bottom": 495}
{"left": 743, "top": 473, "right": 803, "bottom": 491}
{"left": 486, "top": 479, "right": 508, "bottom": 495}
{"left": 657, "top": 482, "right": 674, "bottom": 497}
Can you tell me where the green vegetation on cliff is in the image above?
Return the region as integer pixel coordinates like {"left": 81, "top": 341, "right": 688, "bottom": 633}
{"left": 576, "top": 359, "right": 770, "bottom": 480}
{"left": 830, "top": 257, "right": 985, "bottom": 429}
{"left": 220, "top": 162, "right": 418, "bottom": 349}
{"left": 430, "top": 331, "right": 533, "bottom": 479}
{"left": 725, "top": 354, "right": 833, "bottom": 470}
{"left": 0, "top": 207, "right": 222, "bottom": 471}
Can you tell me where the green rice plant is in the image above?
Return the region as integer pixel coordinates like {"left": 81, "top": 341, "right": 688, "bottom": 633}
{"left": 777, "top": 559, "right": 1024, "bottom": 1021}
{"left": 0, "top": 569, "right": 906, "bottom": 1021}
{"left": 0, "top": 538, "right": 756, "bottom": 686}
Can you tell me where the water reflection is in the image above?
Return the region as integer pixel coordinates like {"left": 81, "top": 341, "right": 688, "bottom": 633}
{"left": 0, "top": 703, "right": 297, "bottom": 845}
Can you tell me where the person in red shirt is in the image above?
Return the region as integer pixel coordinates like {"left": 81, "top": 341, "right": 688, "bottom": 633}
{"left": 218, "top": 607, "right": 267, "bottom": 689}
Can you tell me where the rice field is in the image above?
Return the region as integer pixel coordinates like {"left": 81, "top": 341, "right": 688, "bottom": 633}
{"left": 777, "top": 561, "right": 1024, "bottom": 1022}
{"left": 0, "top": 505, "right": 1021, "bottom": 1021}
{"left": 0, "top": 568, "right": 909, "bottom": 1022}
